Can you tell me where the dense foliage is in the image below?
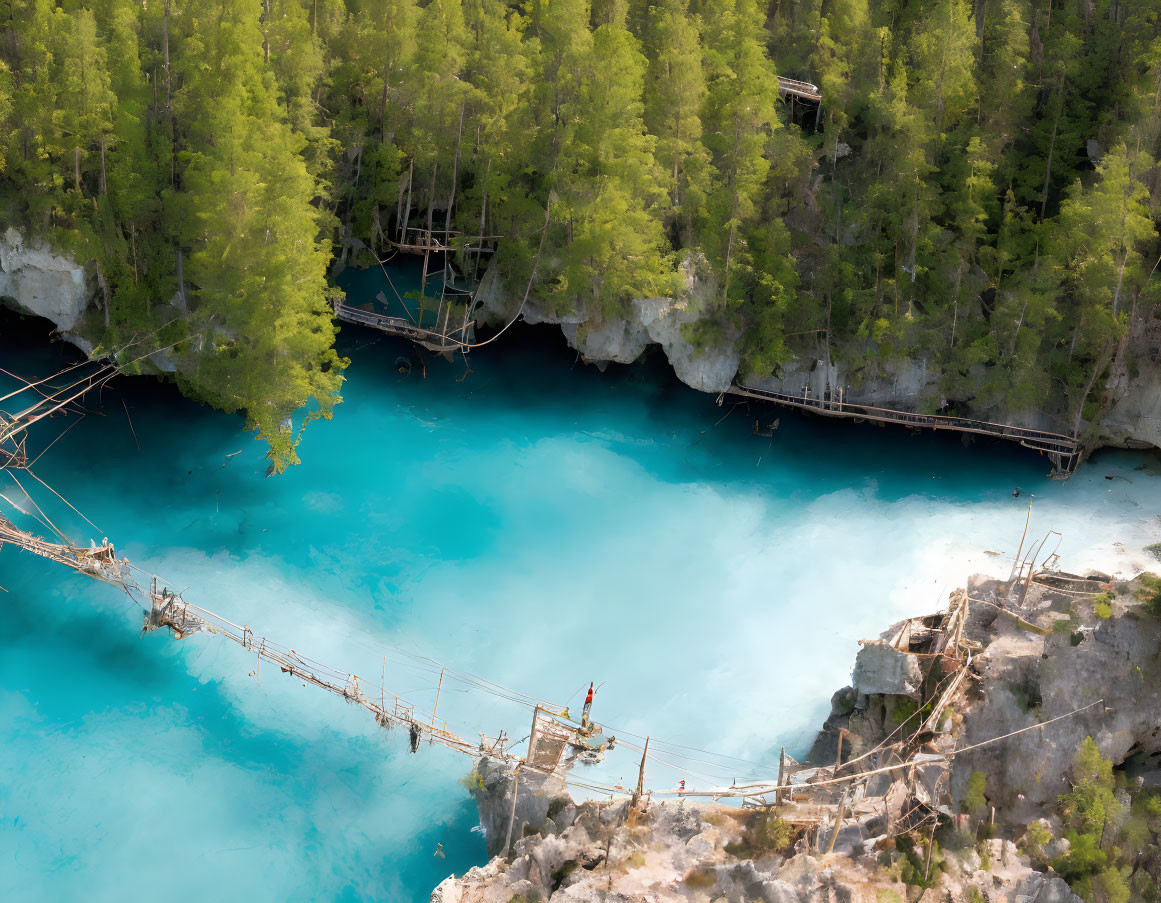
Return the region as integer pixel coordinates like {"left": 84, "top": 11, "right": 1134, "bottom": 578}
{"left": 3, "top": 0, "right": 1161, "bottom": 464}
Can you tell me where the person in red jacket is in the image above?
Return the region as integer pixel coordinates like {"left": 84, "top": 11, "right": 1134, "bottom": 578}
{"left": 581, "top": 682, "right": 594, "bottom": 729}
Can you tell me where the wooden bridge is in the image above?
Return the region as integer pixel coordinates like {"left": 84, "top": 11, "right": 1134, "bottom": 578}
{"left": 726, "top": 383, "right": 1083, "bottom": 475}
{"left": 776, "top": 77, "right": 821, "bottom": 102}
{"left": 333, "top": 299, "right": 474, "bottom": 354}
{"left": 387, "top": 226, "right": 501, "bottom": 256}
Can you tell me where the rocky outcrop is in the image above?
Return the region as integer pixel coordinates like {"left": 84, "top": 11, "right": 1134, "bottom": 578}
{"left": 0, "top": 228, "right": 95, "bottom": 332}
{"left": 477, "top": 257, "right": 741, "bottom": 394}
{"left": 435, "top": 789, "right": 1079, "bottom": 902}
{"left": 850, "top": 642, "right": 924, "bottom": 698}
{"left": 469, "top": 757, "right": 574, "bottom": 859}
{"left": 809, "top": 572, "right": 1161, "bottom": 831}
{"left": 437, "top": 569, "right": 1161, "bottom": 902}
{"left": 1097, "top": 305, "right": 1161, "bottom": 449}
{"left": 477, "top": 256, "right": 1161, "bottom": 450}
{"left": 951, "top": 580, "right": 1161, "bottom": 823}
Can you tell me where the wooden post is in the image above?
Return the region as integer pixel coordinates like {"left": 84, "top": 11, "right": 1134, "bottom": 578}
{"left": 631, "top": 737, "right": 649, "bottom": 809}
{"left": 503, "top": 767, "right": 521, "bottom": 856}
{"left": 923, "top": 822, "right": 936, "bottom": 880}
{"left": 834, "top": 728, "right": 846, "bottom": 774}
{"left": 777, "top": 746, "right": 786, "bottom": 804}
{"left": 1010, "top": 492, "right": 1035, "bottom": 586}
{"left": 826, "top": 786, "right": 850, "bottom": 855}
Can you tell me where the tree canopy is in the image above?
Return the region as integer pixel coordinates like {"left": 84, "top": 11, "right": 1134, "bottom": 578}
{"left": 3, "top": 0, "right": 1161, "bottom": 463}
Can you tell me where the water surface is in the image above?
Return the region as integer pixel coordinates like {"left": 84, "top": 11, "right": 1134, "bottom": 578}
{"left": 2, "top": 287, "right": 1160, "bottom": 902}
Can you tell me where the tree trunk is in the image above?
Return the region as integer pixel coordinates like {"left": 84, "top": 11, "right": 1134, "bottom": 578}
{"left": 1103, "top": 288, "right": 1139, "bottom": 413}
{"left": 1071, "top": 342, "right": 1115, "bottom": 439}
{"left": 379, "top": 63, "right": 391, "bottom": 137}
{"left": 1068, "top": 315, "right": 1083, "bottom": 363}
{"left": 163, "top": 0, "right": 172, "bottom": 107}
{"left": 176, "top": 246, "right": 187, "bottom": 311}
{"left": 95, "top": 262, "right": 111, "bottom": 329}
{"left": 722, "top": 114, "right": 742, "bottom": 304}
{"left": 426, "top": 160, "right": 439, "bottom": 238}
{"left": 1008, "top": 299, "right": 1027, "bottom": 361}
{"left": 98, "top": 135, "right": 107, "bottom": 194}
{"left": 74, "top": 147, "right": 82, "bottom": 192}
{"left": 445, "top": 102, "right": 465, "bottom": 236}
{"left": 400, "top": 156, "right": 415, "bottom": 243}
{"left": 824, "top": 289, "right": 833, "bottom": 404}
{"left": 473, "top": 179, "right": 488, "bottom": 283}
{"left": 1040, "top": 99, "right": 1063, "bottom": 219}
{"left": 422, "top": 161, "right": 439, "bottom": 297}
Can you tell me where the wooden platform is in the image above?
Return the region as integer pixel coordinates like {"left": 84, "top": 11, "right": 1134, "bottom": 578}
{"left": 776, "top": 77, "right": 822, "bottom": 102}
{"left": 727, "top": 384, "right": 1082, "bottom": 474}
{"left": 333, "top": 301, "right": 471, "bottom": 353}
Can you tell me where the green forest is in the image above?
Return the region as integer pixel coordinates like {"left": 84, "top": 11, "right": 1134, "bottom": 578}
{"left": 1, "top": 0, "right": 1160, "bottom": 468}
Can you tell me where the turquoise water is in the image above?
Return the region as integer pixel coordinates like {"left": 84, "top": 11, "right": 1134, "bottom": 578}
{"left": 3, "top": 285, "right": 1161, "bottom": 902}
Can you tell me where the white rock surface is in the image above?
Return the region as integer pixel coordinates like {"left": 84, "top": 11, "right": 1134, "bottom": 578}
{"left": 851, "top": 643, "right": 924, "bottom": 698}
{"left": 0, "top": 228, "right": 94, "bottom": 332}
{"left": 477, "top": 258, "right": 741, "bottom": 393}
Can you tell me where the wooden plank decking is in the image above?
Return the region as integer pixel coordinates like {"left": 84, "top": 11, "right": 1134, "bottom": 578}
{"left": 727, "top": 383, "right": 1082, "bottom": 471}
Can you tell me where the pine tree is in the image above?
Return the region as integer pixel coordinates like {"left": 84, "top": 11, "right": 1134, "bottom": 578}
{"left": 643, "top": 0, "right": 708, "bottom": 250}
{"left": 549, "top": 13, "right": 676, "bottom": 318}
{"left": 173, "top": 0, "right": 345, "bottom": 471}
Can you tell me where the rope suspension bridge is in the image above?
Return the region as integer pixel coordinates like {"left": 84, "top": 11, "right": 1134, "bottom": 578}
{"left": 0, "top": 353, "right": 1105, "bottom": 853}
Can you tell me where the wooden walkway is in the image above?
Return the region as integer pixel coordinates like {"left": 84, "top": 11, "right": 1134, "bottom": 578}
{"left": 726, "top": 384, "right": 1082, "bottom": 474}
{"left": 776, "top": 77, "right": 822, "bottom": 102}
{"left": 386, "top": 227, "right": 501, "bottom": 255}
{"left": 333, "top": 301, "right": 471, "bottom": 353}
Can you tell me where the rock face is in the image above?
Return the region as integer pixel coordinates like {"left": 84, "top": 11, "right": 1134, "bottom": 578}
{"left": 1098, "top": 307, "right": 1161, "bottom": 450}
{"left": 0, "top": 228, "right": 95, "bottom": 332}
{"left": 477, "top": 257, "right": 741, "bottom": 394}
{"left": 809, "top": 572, "right": 1161, "bottom": 834}
{"left": 850, "top": 642, "right": 924, "bottom": 698}
{"left": 951, "top": 582, "right": 1161, "bottom": 822}
{"left": 434, "top": 789, "right": 1080, "bottom": 903}
{"left": 469, "top": 757, "right": 574, "bottom": 859}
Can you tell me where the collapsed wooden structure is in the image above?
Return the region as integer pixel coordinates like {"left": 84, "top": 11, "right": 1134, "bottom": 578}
{"left": 726, "top": 383, "right": 1084, "bottom": 477}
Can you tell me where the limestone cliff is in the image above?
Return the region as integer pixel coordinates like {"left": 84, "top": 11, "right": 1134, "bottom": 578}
{"left": 475, "top": 260, "right": 1161, "bottom": 451}
{"left": 473, "top": 257, "right": 740, "bottom": 394}
{"left": 0, "top": 227, "right": 95, "bottom": 338}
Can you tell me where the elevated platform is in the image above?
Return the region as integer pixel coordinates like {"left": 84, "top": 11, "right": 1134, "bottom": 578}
{"left": 334, "top": 300, "right": 473, "bottom": 354}
{"left": 386, "top": 227, "right": 501, "bottom": 255}
{"left": 727, "top": 383, "right": 1082, "bottom": 475}
{"left": 776, "top": 76, "right": 822, "bottom": 102}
